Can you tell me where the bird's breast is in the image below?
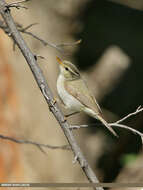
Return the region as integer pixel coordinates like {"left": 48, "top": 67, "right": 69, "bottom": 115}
{"left": 57, "top": 75, "right": 83, "bottom": 111}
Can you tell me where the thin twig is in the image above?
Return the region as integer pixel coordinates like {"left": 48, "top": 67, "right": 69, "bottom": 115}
{"left": 0, "top": 20, "right": 81, "bottom": 54}
{"left": 0, "top": 134, "right": 70, "bottom": 154}
{"left": 18, "top": 22, "right": 81, "bottom": 53}
{"left": 70, "top": 107, "right": 143, "bottom": 144}
{"left": 36, "top": 54, "right": 48, "bottom": 62}
{"left": 21, "top": 28, "right": 81, "bottom": 53}
{"left": 7, "top": 4, "right": 28, "bottom": 9}
{"left": 8, "top": 0, "right": 30, "bottom": 5}
{"left": 6, "top": 0, "right": 29, "bottom": 9}
{"left": 109, "top": 123, "right": 143, "bottom": 144}
{"left": 115, "top": 106, "right": 143, "bottom": 124}
{"left": 7, "top": 0, "right": 29, "bottom": 9}
{"left": 71, "top": 123, "right": 143, "bottom": 144}
{"left": 56, "top": 39, "right": 82, "bottom": 47}
{"left": 20, "top": 22, "right": 38, "bottom": 31}
{"left": 0, "top": 1, "right": 103, "bottom": 189}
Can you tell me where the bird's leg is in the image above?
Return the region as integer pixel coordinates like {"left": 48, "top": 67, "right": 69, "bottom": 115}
{"left": 65, "top": 111, "right": 80, "bottom": 117}
{"left": 61, "top": 111, "right": 79, "bottom": 123}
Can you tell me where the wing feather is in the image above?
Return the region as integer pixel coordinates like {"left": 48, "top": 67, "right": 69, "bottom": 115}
{"left": 65, "top": 78, "right": 102, "bottom": 114}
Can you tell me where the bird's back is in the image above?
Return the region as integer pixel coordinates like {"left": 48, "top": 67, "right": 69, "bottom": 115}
{"left": 65, "top": 78, "right": 102, "bottom": 114}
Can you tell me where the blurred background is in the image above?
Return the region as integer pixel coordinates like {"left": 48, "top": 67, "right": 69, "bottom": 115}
{"left": 0, "top": 0, "right": 143, "bottom": 189}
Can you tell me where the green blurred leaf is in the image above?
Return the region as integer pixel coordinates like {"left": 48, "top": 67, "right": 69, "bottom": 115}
{"left": 120, "top": 153, "right": 137, "bottom": 166}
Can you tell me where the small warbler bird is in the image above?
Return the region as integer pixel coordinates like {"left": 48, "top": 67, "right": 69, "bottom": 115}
{"left": 56, "top": 57, "right": 117, "bottom": 137}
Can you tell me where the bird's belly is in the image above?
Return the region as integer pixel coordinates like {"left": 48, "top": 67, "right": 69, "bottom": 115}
{"left": 57, "top": 80, "right": 83, "bottom": 112}
{"left": 64, "top": 95, "right": 83, "bottom": 111}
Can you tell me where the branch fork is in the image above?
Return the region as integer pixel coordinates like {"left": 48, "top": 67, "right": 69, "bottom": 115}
{"left": 70, "top": 106, "right": 143, "bottom": 144}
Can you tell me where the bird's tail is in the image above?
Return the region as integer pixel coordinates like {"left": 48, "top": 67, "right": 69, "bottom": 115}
{"left": 97, "top": 115, "right": 118, "bottom": 137}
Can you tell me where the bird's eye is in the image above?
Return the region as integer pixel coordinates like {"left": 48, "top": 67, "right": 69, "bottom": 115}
{"left": 65, "top": 67, "right": 69, "bottom": 71}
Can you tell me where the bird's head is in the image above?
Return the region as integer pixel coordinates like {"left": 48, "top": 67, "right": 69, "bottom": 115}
{"left": 56, "top": 57, "right": 80, "bottom": 80}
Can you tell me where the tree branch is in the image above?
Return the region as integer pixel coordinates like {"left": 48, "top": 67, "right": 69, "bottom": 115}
{"left": 0, "top": 1, "right": 103, "bottom": 189}
{"left": 110, "top": 123, "right": 143, "bottom": 144}
{"left": 0, "top": 19, "right": 81, "bottom": 53}
{"left": 115, "top": 106, "right": 143, "bottom": 124}
{"left": 6, "top": 0, "right": 29, "bottom": 9}
{"left": 70, "top": 106, "right": 143, "bottom": 144}
{"left": 0, "top": 134, "right": 70, "bottom": 154}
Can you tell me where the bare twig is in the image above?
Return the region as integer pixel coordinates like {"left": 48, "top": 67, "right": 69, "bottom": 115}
{"left": 0, "top": 134, "right": 70, "bottom": 154}
{"left": 9, "top": 0, "right": 30, "bottom": 4}
{"left": 6, "top": 0, "right": 29, "bottom": 9}
{"left": 0, "top": 19, "right": 81, "bottom": 54}
{"left": 36, "top": 54, "right": 48, "bottom": 62}
{"left": 7, "top": 0, "right": 29, "bottom": 9}
{"left": 109, "top": 124, "right": 143, "bottom": 144}
{"left": 71, "top": 123, "right": 143, "bottom": 143}
{"left": 56, "top": 39, "right": 82, "bottom": 48}
{"left": 20, "top": 22, "right": 38, "bottom": 31}
{"left": 0, "top": 1, "right": 103, "bottom": 189}
{"left": 115, "top": 106, "right": 143, "bottom": 124}
{"left": 70, "top": 107, "right": 143, "bottom": 144}
{"left": 7, "top": 4, "right": 28, "bottom": 9}
{"left": 21, "top": 28, "right": 81, "bottom": 53}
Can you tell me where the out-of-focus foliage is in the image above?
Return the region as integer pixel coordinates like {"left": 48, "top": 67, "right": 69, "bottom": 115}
{"left": 120, "top": 153, "right": 137, "bottom": 166}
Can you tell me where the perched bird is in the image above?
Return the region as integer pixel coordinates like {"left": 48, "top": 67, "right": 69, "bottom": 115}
{"left": 56, "top": 57, "right": 117, "bottom": 137}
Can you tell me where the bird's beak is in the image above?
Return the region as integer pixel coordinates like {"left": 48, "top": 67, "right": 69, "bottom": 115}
{"left": 56, "top": 57, "right": 64, "bottom": 66}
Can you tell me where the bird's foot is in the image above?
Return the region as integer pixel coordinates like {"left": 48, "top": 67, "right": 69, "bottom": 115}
{"left": 65, "top": 111, "right": 79, "bottom": 117}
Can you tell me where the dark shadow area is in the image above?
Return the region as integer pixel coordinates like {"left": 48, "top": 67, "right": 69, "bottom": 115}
{"left": 75, "top": 0, "right": 143, "bottom": 182}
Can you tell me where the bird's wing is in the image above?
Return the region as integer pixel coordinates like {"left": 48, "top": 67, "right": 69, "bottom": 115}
{"left": 65, "top": 78, "right": 102, "bottom": 114}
